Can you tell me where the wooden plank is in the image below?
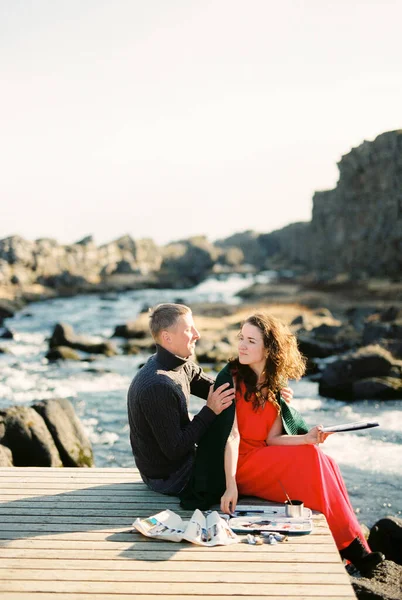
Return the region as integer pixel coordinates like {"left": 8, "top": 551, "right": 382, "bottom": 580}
{"left": 0, "top": 532, "right": 334, "bottom": 544}
{"left": 0, "top": 539, "right": 336, "bottom": 553}
{"left": 0, "top": 595, "right": 355, "bottom": 600}
{"left": 2, "top": 568, "right": 349, "bottom": 583}
{"left": 0, "top": 558, "right": 346, "bottom": 573}
{"left": 0, "top": 483, "right": 145, "bottom": 490}
{"left": 0, "top": 548, "right": 342, "bottom": 562}
{"left": 0, "top": 580, "right": 356, "bottom": 595}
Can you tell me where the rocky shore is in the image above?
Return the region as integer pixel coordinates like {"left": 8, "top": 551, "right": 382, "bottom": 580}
{"left": 0, "top": 398, "right": 93, "bottom": 468}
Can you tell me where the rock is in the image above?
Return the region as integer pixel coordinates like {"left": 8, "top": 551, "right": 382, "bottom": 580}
{"left": 215, "top": 230, "right": 266, "bottom": 269}
{"left": 351, "top": 559, "right": 402, "bottom": 600}
{"left": 254, "top": 130, "right": 402, "bottom": 279}
{"left": 346, "top": 306, "right": 381, "bottom": 332}
{"left": 113, "top": 321, "right": 148, "bottom": 339}
{"left": 110, "top": 259, "right": 139, "bottom": 275}
{"left": 121, "top": 338, "right": 155, "bottom": 355}
{"left": 0, "top": 233, "right": 162, "bottom": 296}
{"left": 380, "top": 307, "right": 402, "bottom": 322}
{"left": 49, "top": 323, "right": 117, "bottom": 356}
{"left": 37, "top": 271, "right": 90, "bottom": 292}
{"left": 159, "top": 236, "right": 219, "bottom": 287}
{"left": 363, "top": 322, "right": 393, "bottom": 345}
{"left": 368, "top": 517, "right": 402, "bottom": 565}
{"left": 215, "top": 246, "right": 244, "bottom": 268}
{"left": 189, "top": 302, "right": 239, "bottom": 318}
{"left": 0, "top": 298, "right": 22, "bottom": 324}
{"left": 0, "top": 406, "right": 63, "bottom": 467}
{"left": 46, "top": 346, "right": 81, "bottom": 361}
{"left": 0, "top": 327, "right": 13, "bottom": 339}
{"left": 0, "top": 444, "right": 13, "bottom": 466}
{"left": 314, "top": 307, "right": 333, "bottom": 317}
{"left": 319, "top": 345, "right": 397, "bottom": 399}
{"left": 121, "top": 342, "right": 140, "bottom": 355}
{"left": 195, "top": 339, "right": 235, "bottom": 364}
{"left": 296, "top": 322, "right": 360, "bottom": 359}
{"left": 352, "top": 377, "right": 402, "bottom": 399}
{"left": 382, "top": 340, "right": 402, "bottom": 359}
{"left": 75, "top": 235, "right": 94, "bottom": 245}
{"left": 33, "top": 399, "right": 94, "bottom": 467}
{"left": 291, "top": 315, "right": 306, "bottom": 326}
{"left": 297, "top": 335, "right": 344, "bottom": 359}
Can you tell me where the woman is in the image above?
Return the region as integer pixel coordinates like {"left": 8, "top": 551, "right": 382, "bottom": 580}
{"left": 218, "top": 312, "right": 383, "bottom": 575}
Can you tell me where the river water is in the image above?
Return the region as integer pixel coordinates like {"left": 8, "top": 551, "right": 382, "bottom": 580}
{"left": 0, "top": 273, "right": 401, "bottom": 527}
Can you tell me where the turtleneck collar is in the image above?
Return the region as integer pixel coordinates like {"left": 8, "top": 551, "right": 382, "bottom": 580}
{"left": 155, "top": 344, "right": 190, "bottom": 371}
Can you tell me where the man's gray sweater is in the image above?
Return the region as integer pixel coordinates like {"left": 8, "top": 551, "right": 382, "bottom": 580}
{"left": 127, "top": 344, "right": 216, "bottom": 479}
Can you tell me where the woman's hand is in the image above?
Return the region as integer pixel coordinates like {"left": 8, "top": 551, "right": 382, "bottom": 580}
{"left": 304, "top": 425, "right": 332, "bottom": 445}
{"left": 220, "top": 482, "right": 238, "bottom": 515}
{"left": 280, "top": 386, "right": 293, "bottom": 404}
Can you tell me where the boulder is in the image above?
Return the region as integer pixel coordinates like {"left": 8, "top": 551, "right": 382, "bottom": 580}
{"left": 113, "top": 321, "right": 149, "bottom": 339}
{"left": 0, "top": 444, "right": 13, "bottom": 466}
{"left": 352, "top": 377, "right": 402, "bottom": 399}
{"left": 0, "top": 298, "right": 22, "bottom": 325}
{"left": 46, "top": 346, "right": 81, "bottom": 361}
{"left": 319, "top": 345, "right": 397, "bottom": 399}
{"left": 363, "top": 322, "right": 393, "bottom": 345}
{"left": 296, "top": 322, "right": 360, "bottom": 359}
{"left": 33, "top": 398, "right": 94, "bottom": 467}
{"left": 0, "top": 406, "right": 63, "bottom": 467}
{"left": 368, "top": 517, "right": 402, "bottom": 565}
{"left": 0, "top": 327, "right": 13, "bottom": 339}
{"left": 297, "top": 336, "right": 345, "bottom": 359}
{"left": 379, "top": 306, "right": 402, "bottom": 322}
{"left": 49, "top": 323, "right": 117, "bottom": 356}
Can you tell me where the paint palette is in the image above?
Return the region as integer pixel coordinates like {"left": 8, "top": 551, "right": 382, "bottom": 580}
{"left": 228, "top": 515, "right": 313, "bottom": 534}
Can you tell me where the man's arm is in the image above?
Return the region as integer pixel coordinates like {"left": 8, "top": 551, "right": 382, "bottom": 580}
{"left": 188, "top": 362, "right": 214, "bottom": 399}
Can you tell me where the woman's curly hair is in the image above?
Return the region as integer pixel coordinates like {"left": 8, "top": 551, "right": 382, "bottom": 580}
{"left": 229, "top": 313, "right": 306, "bottom": 410}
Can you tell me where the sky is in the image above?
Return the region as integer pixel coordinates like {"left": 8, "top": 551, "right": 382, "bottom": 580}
{"left": 1, "top": 0, "right": 401, "bottom": 246}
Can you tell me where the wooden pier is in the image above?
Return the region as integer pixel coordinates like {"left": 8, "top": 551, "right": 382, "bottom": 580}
{"left": 0, "top": 467, "right": 356, "bottom": 599}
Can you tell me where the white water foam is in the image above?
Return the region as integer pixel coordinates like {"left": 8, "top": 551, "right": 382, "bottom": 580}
{"left": 323, "top": 433, "right": 402, "bottom": 475}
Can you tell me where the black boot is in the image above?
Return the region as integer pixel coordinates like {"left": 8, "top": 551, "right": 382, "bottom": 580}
{"left": 340, "top": 537, "right": 384, "bottom": 576}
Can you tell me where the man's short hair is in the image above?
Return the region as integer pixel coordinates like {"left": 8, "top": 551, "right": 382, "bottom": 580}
{"left": 149, "top": 303, "right": 191, "bottom": 341}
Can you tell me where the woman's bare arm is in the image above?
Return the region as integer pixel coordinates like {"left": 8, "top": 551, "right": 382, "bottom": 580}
{"left": 266, "top": 414, "right": 332, "bottom": 446}
{"left": 220, "top": 413, "right": 240, "bottom": 514}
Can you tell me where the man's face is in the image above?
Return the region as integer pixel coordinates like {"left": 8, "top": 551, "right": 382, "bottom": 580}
{"left": 165, "top": 312, "right": 200, "bottom": 358}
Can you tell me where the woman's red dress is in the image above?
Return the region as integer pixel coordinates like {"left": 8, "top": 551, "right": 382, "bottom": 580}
{"left": 235, "top": 387, "right": 369, "bottom": 551}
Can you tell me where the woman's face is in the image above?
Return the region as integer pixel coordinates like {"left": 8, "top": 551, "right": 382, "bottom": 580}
{"left": 238, "top": 322, "right": 266, "bottom": 370}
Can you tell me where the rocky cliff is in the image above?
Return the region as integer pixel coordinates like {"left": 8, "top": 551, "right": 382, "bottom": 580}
{"left": 264, "top": 130, "right": 402, "bottom": 278}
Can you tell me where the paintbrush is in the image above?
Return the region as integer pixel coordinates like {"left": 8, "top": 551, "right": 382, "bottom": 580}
{"left": 278, "top": 479, "right": 292, "bottom": 505}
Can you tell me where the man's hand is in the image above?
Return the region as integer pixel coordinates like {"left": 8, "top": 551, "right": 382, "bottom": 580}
{"left": 207, "top": 383, "right": 235, "bottom": 415}
{"left": 281, "top": 386, "right": 293, "bottom": 404}
{"left": 221, "top": 482, "right": 238, "bottom": 515}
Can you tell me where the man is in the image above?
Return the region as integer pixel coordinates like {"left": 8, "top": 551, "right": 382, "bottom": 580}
{"left": 127, "top": 303, "right": 235, "bottom": 496}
